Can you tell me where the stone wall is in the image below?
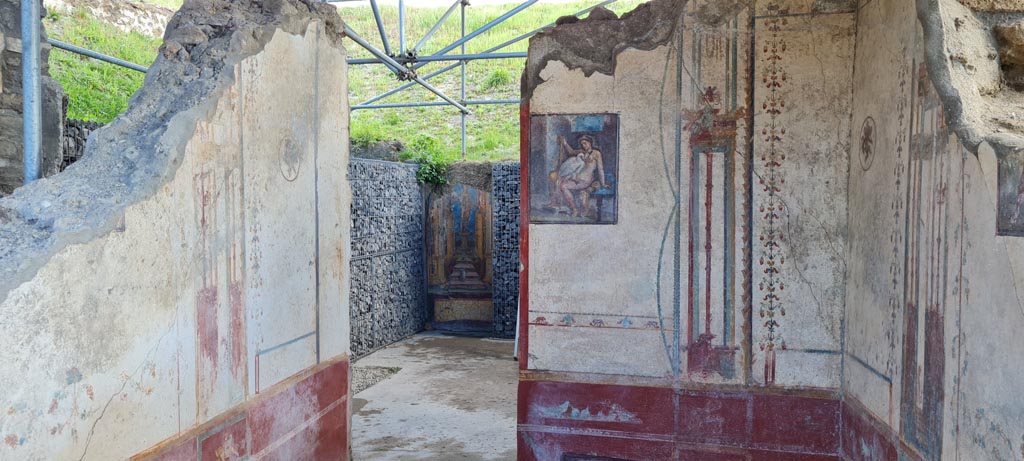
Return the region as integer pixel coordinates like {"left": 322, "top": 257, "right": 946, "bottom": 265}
{"left": 0, "top": 2, "right": 351, "bottom": 459}
{"left": 0, "top": 0, "right": 65, "bottom": 196}
{"left": 349, "top": 159, "right": 426, "bottom": 358}
{"left": 491, "top": 161, "right": 519, "bottom": 338}
{"left": 61, "top": 118, "right": 101, "bottom": 169}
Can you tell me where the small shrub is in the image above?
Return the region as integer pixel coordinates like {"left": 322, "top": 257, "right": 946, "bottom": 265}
{"left": 483, "top": 68, "right": 513, "bottom": 90}
{"left": 404, "top": 134, "right": 453, "bottom": 190}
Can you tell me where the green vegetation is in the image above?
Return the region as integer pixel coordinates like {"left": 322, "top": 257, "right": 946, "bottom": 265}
{"left": 404, "top": 134, "right": 455, "bottom": 189}
{"left": 44, "top": 9, "right": 160, "bottom": 122}
{"left": 45, "top": 0, "right": 644, "bottom": 160}
{"left": 138, "top": 0, "right": 183, "bottom": 9}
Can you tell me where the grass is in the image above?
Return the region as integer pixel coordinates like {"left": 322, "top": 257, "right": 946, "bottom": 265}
{"left": 44, "top": 8, "right": 160, "bottom": 122}
{"left": 45, "top": 0, "right": 645, "bottom": 160}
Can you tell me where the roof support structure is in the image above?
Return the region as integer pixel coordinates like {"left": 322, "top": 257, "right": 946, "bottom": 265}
{"left": 346, "top": 0, "right": 620, "bottom": 158}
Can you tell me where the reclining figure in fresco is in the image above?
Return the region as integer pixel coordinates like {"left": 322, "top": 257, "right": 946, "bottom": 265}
{"left": 544, "top": 134, "right": 608, "bottom": 218}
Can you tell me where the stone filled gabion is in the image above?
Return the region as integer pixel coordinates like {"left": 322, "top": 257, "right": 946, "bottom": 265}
{"left": 491, "top": 162, "right": 520, "bottom": 338}
{"left": 349, "top": 159, "right": 427, "bottom": 357}
{"left": 61, "top": 119, "right": 103, "bottom": 170}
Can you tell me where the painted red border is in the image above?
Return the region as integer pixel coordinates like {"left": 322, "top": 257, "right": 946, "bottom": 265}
{"left": 132, "top": 357, "right": 349, "bottom": 461}
{"left": 519, "top": 102, "right": 531, "bottom": 371}
{"left": 840, "top": 396, "right": 923, "bottom": 461}
{"left": 519, "top": 377, "right": 843, "bottom": 461}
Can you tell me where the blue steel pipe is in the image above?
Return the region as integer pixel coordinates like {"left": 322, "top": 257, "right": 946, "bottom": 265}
{"left": 49, "top": 39, "right": 148, "bottom": 73}
{"left": 347, "top": 51, "right": 526, "bottom": 65}
{"left": 411, "top": 0, "right": 537, "bottom": 69}
{"left": 413, "top": 0, "right": 461, "bottom": 53}
{"left": 398, "top": 0, "right": 406, "bottom": 53}
{"left": 344, "top": 25, "right": 471, "bottom": 114}
{"left": 356, "top": 0, "right": 617, "bottom": 107}
{"left": 368, "top": 0, "right": 392, "bottom": 56}
{"left": 21, "top": 0, "right": 41, "bottom": 184}
{"left": 351, "top": 99, "right": 519, "bottom": 110}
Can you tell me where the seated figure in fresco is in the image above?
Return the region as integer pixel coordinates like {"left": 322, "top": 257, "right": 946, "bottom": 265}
{"left": 544, "top": 135, "right": 608, "bottom": 218}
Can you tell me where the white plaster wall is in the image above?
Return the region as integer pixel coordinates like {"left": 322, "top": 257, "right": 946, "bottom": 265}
{"left": 750, "top": 9, "right": 855, "bottom": 388}
{"left": 0, "top": 22, "right": 350, "bottom": 460}
{"left": 846, "top": 0, "right": 1024, "bottom": 457}
{"left": 526, "top": 2, "right": 854, "bottom": 389}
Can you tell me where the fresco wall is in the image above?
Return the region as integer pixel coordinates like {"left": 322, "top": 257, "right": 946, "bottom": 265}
{"left": 520, "top": 0, "right": 854, "bottom": 458}
{"left": 843, "top": 0, "right": 1024, "bottom": 459}
{"left": 427, "top": 181, "right": 495, "bottom": 329}
{"left": 0, "top": 3, "right": 350, "bottom": 460}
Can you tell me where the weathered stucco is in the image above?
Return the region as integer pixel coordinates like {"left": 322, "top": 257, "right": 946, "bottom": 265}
{"left": 521, "top": 0, "right": 855, "bottom": 458}
{"left": 0, "top": 1, "right": 350, "bottom": 459}
{"left": 845, "top": 0, "right": 1024, "bottom": 458}
{"left": 525, "top": 0, "right": 853, "bottom": 388}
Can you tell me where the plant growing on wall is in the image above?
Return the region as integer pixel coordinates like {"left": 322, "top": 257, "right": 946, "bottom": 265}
{"left": 403, "top": 134, "right": 453, "bottom": 190}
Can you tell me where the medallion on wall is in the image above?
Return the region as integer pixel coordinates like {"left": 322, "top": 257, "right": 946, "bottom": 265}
{"left": 528, "top": 114, "right": 619, "bottom": 225}
{"left": 859, "top": 116, "right": 876, "bottom": 171}
{"left": 278, "top": 136, "right": 302, "bottom": 182}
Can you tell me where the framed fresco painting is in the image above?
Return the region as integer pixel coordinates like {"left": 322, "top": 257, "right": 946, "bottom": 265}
{"left": 529, "top": 113, "right": 619, "bottom": 225}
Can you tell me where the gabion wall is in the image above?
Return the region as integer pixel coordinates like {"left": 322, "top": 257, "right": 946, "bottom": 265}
{"left": 349, "top": 159, "right": 427, "bottom": 358}
{"left": 491, "top": 162, "right": 520, "bottom": 338}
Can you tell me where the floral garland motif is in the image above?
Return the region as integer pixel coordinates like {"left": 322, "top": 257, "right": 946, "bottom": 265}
{"left": 887, "top": 64, "right": 910, "bottom": 376}
{"left": 758, "top": 4, "right": 788, "bottom": 385}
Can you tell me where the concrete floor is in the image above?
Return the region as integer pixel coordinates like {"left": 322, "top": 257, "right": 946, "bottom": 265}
{"left": 351, "top": 332, "right": 518, "bottom": 461}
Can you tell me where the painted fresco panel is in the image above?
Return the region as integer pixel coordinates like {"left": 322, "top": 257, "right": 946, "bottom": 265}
{"left": 843, "top": 0, "right": 917, "bottom": 429}
{"left": 242, "top": 30, "right": 320, "bottom": 395}
{"left": 427, "top": 183, "right": 493, "bottom": 327}
{"left": 529, "top": 114, "right": 619, "bottom": 225}
{"left": 0, "top": 21, "right": 350, "bottom": 460}
{"left": 750, "top": 10, "right": 853, "bottom": 388}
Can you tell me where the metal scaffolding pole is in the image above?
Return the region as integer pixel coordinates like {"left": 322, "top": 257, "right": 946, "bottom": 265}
{"left": 412, "top": 0, "right": 461, "bottom": 54}
{"left": 368, "top": 0, "right": 392, "bottom": 56}
{"left": 347, "top": 51, "right": 526, "bottom": 65}
{"left": 460, "top": 0, "right": 466, "bottom": 158}
{"left": 21, "top": 0, "right": 42, "bottom": 184}
{"left": 49, "top": 39, "right": 148, "bottom": 72}
{"left": 411, "top": 0, "right": 537, "bottom": 70}
{"left": 345, "top": 25, "right": 471, "bottom": 114}
{"left": 355, "top": 0, "right": 618, "bottom": 107}
{"left": 351, "top": 99, "right": 519, "bottom": 110}
{"left": 398, "top": 0, "right": 406, "bottom": 54}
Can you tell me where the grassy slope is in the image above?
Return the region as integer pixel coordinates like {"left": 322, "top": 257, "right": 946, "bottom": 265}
{"left": 44, "top": 8, "right": 159, "bottom": 122}
{"left": 47, "top": 0, "right": 643, "bottom": 161}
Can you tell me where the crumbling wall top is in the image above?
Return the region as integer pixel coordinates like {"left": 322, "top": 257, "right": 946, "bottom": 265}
{"left": 522, "top": 0, "right": 686, "bottom": 101}
{"left": 0, "top": 0, "right": 344, "bottom": 298}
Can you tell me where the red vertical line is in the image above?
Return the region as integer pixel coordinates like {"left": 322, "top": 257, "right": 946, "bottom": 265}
{"left": 927, "top": 114, "right": 938, "bottom": 321}
{"left": 687, "top": 143, "right": 696, "bottom": 347}
{"left": 705, "top": 153, "right": 714, "bottom": 335}
{"left": 518, "top": 103, "right": 530, "bottom": 371}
